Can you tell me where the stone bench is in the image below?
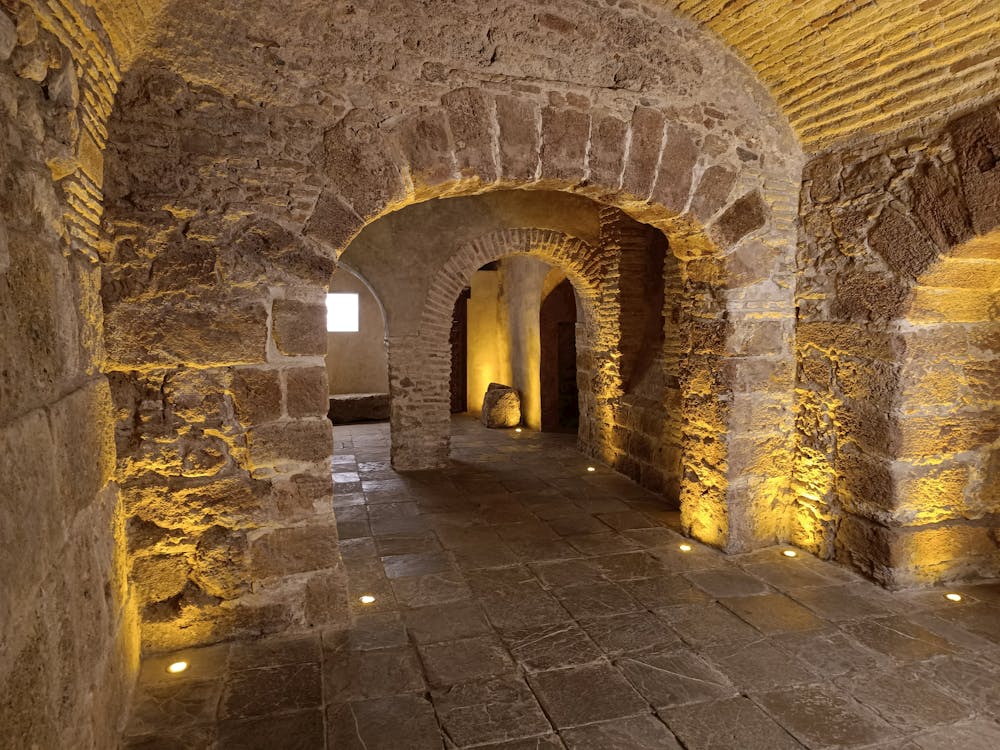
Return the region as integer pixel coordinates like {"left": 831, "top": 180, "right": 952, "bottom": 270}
{"left": 328, "top": 393, "right": 391, "bottom": 424}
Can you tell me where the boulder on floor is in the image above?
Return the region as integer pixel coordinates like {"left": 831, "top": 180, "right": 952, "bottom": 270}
{"left": 481, "top": 383, "right": 521, "bottom": 428}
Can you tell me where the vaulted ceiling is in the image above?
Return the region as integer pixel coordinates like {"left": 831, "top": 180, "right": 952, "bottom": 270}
{"left": 73, "top": 0, "right": 1000, "bottom": 150}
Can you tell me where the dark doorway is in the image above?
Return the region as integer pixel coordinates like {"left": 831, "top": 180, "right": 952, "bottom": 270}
{"left": 540, "top": 279, "right": 579, "bottom": 432}
{"left": 449, "top": 288, "right": 470, "bottom": 413}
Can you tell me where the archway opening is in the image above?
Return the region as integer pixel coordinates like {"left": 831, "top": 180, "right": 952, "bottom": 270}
{"left": 540, "top": 276, "right": 580, "bottom": 434}
{"left": 325, "top": 265, "right": 390, "bottom": 425}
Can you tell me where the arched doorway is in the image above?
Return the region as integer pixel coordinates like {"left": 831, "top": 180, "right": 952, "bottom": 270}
{"left": 540, "top": 277, "right": 579, "bottom": 433}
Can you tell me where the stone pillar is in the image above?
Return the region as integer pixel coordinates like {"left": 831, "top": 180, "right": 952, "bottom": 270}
{"left": 388, "top": 334, "right": 451, "bottom": 470}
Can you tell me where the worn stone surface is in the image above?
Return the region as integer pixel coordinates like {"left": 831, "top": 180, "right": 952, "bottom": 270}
{"left": 481, "top": 383, "right": 522, "bottom": 428}
{"left": 122, "top": 420, "right": 1000, "bottom": 748}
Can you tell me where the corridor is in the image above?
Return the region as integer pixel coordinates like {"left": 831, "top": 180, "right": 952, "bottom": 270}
{"left": 123, "top": 418, "right": 1000, "bottom": 749}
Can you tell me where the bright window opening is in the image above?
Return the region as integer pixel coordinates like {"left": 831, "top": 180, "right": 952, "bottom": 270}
{"left": 326, "top": 293, "right": 359, "bottom": 332}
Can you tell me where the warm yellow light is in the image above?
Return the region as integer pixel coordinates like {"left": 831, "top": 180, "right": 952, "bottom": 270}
{"left": 783, "top": 550, "right": 798, "bottom": 558}
{"left": 944, "top": 593, "right": 963, "bottom": 602}
{"left": 359, "top": 595, "right": 376, "bottom": 604}
{"left": 679, "top": 543, "right": 692, "bottom": 552}
{"left": 167, "top": 661, "right": 188, "bottom": 674}
{"left": 587, "top": 466, "right": 596, "bottom": 472}
{"left": 515, "top": 428, "right": 522, "bottom": 433}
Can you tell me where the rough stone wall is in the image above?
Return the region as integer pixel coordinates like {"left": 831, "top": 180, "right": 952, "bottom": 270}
{"left": 0, "top": 1, "right": 138, "bottom": 746}
{"left": 102, "top": 70, "right": 349, "bottom": 652}
{"left": 794, "top": 99, "right": 1000, "bottom": 587}
{"left": 101, "top": 0, "right": 803, "bottom": 648}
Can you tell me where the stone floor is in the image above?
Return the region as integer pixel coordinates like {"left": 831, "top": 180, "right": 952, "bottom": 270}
{"left": 123, "top": 417, "right": 1000, "bottom": 750}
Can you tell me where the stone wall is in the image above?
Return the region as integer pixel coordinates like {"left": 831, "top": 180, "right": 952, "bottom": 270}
{"left": 101, "top": 0, "right": 803, "bottom": 650}
{"left": 794, "top": 99, "right": 1000, "bottom": 586}
{"left": 0, "top": 1, "right": 138, "bottom": 746}
{"left": 326, "top": 268, "right": 389, "bottom": 396}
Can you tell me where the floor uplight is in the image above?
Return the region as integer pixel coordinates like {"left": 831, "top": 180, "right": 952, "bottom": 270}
{"left": 359, "top": 595, "right": 376, "bottom": 604}
{"left": 944, "top": 593, "right": 963, "bottom": 602}
{"left": 586, "top": 466, "right": 596, "bottom": 472}
{"left": 679, "top": 543, "right": 692, "bottom": 552}
{"left": 515, "top": 428, "right": 522, "bottom": 433}
{"left": 782, "top": 550, "right": 798, "bottom": 558}
{"left": 167, "top": 661, "right": 189, "bottom": 674}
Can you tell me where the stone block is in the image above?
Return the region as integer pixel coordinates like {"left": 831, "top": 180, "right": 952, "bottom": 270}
{"left": 481, "top": 383, "right": 521, "bottom": 428}
{"left": 328, "top": 392, "right": 390, "bottom": 424}
{"left": 651, "top": 124, "right": 698, "bottom": 213}
{"left": 690, "top": 165, "right": 737, "bottom": 222}
{"left": 898, "top": 413, "right": 998, "bottom": 459}
{"left": 303, "top": 567, "right": 349, "bottom": 627}
{"left": 911, "top": 163, "right": 973, "bottom": 250}
{"left": 622, "top": 107, "right": 665, "bottom": 198}
{"left": 247, "top": 418, "right": 333, "bottom": 471}
{"left": 105, "top": 294, "right": 268, "bottom": 367}
{"left": 231, "top": 367, "right": 282, "bottom": 425}
{"left": 251, "top": 524, "right": 341, "bottom": 579}
{"left": 184, "top": 529, "right": 246, "bottom": 604}
{"left": 949, "top": 106, "right": 1000, "bottom": 235}
{"left": 711, "top": 190, "right": 768, "bottom": 248}
{"left": 0, "top": 10, "right": 15, "bottom": 61}
{"left": 392, "top": 109, "right": 454, "bottom": 191}
{"left": 303, "top": 190, "right": 362, "bottom": 251}
{"left": 892, "top": 523, "right": 1000, "bottom": 585}
{"left": 285, "top": 366, "right": 328, "bottom": 418}
{"left": 323, "top": 109, "right": 405, "bottom": 218}
{"left": 124, "top": 476, "right": 268, "bottom": 532}
{"left": 272, "top": 299, "right": 326, "bottom": 356}
{"left": 588, "top": 113, "right": 627, "bottom": 189}
{"left": 540, "top": 106, "right": 589, "bottom": 183}
{"left": 495, "top": 95, "right": 539, "bottom": 182}
{"left": 131, "top": 554, "right": 189, "bottom": 605}
{"left": 442, "top": 87, "right": 496, "bottom": 182}
{"left": 806, "top": 152, "right": 842, "bottom": 203}
{"left": 868, "top": 206, "right": 938, "bottom": 279}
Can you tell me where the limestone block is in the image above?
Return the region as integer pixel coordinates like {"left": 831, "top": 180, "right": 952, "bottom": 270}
{"left": 303, "top": 190, "right": 361, "bottom": 251}
{"left": 11, "top": 42, "right": 47, "bottom": 81}
{"left": 480, "top": 383, "right": 521, "bottom": 428}
{"left": 0, "top": 10, "right": 15, "bottom": 61}
{"left": 285, "top": 366, "right": 329, "bottom": 418}
{"left": 131, "top": 554, "right": 189, "bottom": 605}
{"left": 911, "top": 163, "right": 973, "bottom": 250}
{"left": 105, "top": 295, "right": 268, "bottom": 367}
{"left": 392, "top": 109, "right": 454, "bottom": 191}
{"left": 224, "top": 220, "right": 336, "bottom": 288}
{"left": 441, "top": 87, "right": 496, "bottom": 182}
{"left": 868, "top": 206, "right": 938, "bottom": 279}
{"left": 323, "top": 109, "right": 405, "bottom": 218}
{"left": 690, "top": 165, "right": 738, "bottom": 222}
{"left": 328, "top": 392, "right": 390, "bottom": 424}
{"left": 250, "top": 523, "right": 340, "bottom": 579}
{"left": 231, "top": 367, "right": 282, "bottom": 425}
{"left": 806, "top": 152, "right": 842, "bottom": 204}
{"left": 495, "top": 95, "right": 539, "bottom": 182}
{"left": 622, "top": 107, "right": 665, "bottom": 199}
{"left": 124, "top": 476, "right": 267, "bottom": 532}
{"left": 247, "top": 418, "right": 333, "bottom": 472}
{"left": 588, "top": 113, "right": 627, "bottom": 189}
{"left": 272, "top": 299, "right": 326, "bottom": 356}
{"left": 711, "top": 190, "right": 768, "bottom": 248}
{"left": 191, "top": 525, "right": 250, "bottom": 599}
{"left": 892, "top": 523, "right": 1000, "bottom": 585}
{"left": 540, "top": 106, "right": 589, "bottom": 183}
{"left": 651, "top": 124, "right": 698, "bottom": 214}
{"left": 949, "top": 107, "right": 1000, "bottom": 235}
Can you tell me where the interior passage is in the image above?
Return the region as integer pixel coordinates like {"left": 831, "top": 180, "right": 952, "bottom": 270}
{"left": 122, "top": 418, "right": 1000, "bottom": 750}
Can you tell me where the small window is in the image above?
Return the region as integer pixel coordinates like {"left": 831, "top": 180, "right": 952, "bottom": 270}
{"left": 326, "top": 293, "right": 359, "bottom": 332}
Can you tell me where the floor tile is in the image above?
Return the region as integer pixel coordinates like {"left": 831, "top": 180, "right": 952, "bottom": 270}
{"left": 617, "top": 650, "right": 736, "bottom": 708}
{"left": 418, "top": 635, "right": 515, "bottom": 686}
{"left": 528, "top": 663, "right": 647, "bottom": 728}
{"left": 659, "top": 696, "right": 804, "bottom": 750}
{"left": 561, "top": 714, "right": 681, "bottom": 750}
{"left": 432, "top": 676, "right": 552, "bottom": 747}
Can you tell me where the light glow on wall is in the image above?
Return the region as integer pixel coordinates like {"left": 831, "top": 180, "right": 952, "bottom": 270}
{"left": 327, "top": 293, "right": 359, "bottom": 332}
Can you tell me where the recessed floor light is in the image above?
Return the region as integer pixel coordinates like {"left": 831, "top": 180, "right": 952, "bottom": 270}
{"left": 167, "top": 661, "right": 188, "bottom": 674}
{"left": 586, "top": 466, "right": 596, "bottom": 472}
{"left": 944, "top": 593, "right": 963, "bottom": 602}
{"left": 515, "top": 428, "right": 522, "bottom": 433}
{"left": 679, "top": 543, "right": 692, "bottom": 552}
{"left": 783, "top": 550, "right": 798, "bottom": 558}
{"left": 359, "top": 595, "right": 376, "bottom": 604}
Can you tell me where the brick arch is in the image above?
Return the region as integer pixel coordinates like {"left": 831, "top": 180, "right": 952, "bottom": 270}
{"left": 387, "top": 228, "right": 613, "bottom": 471}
